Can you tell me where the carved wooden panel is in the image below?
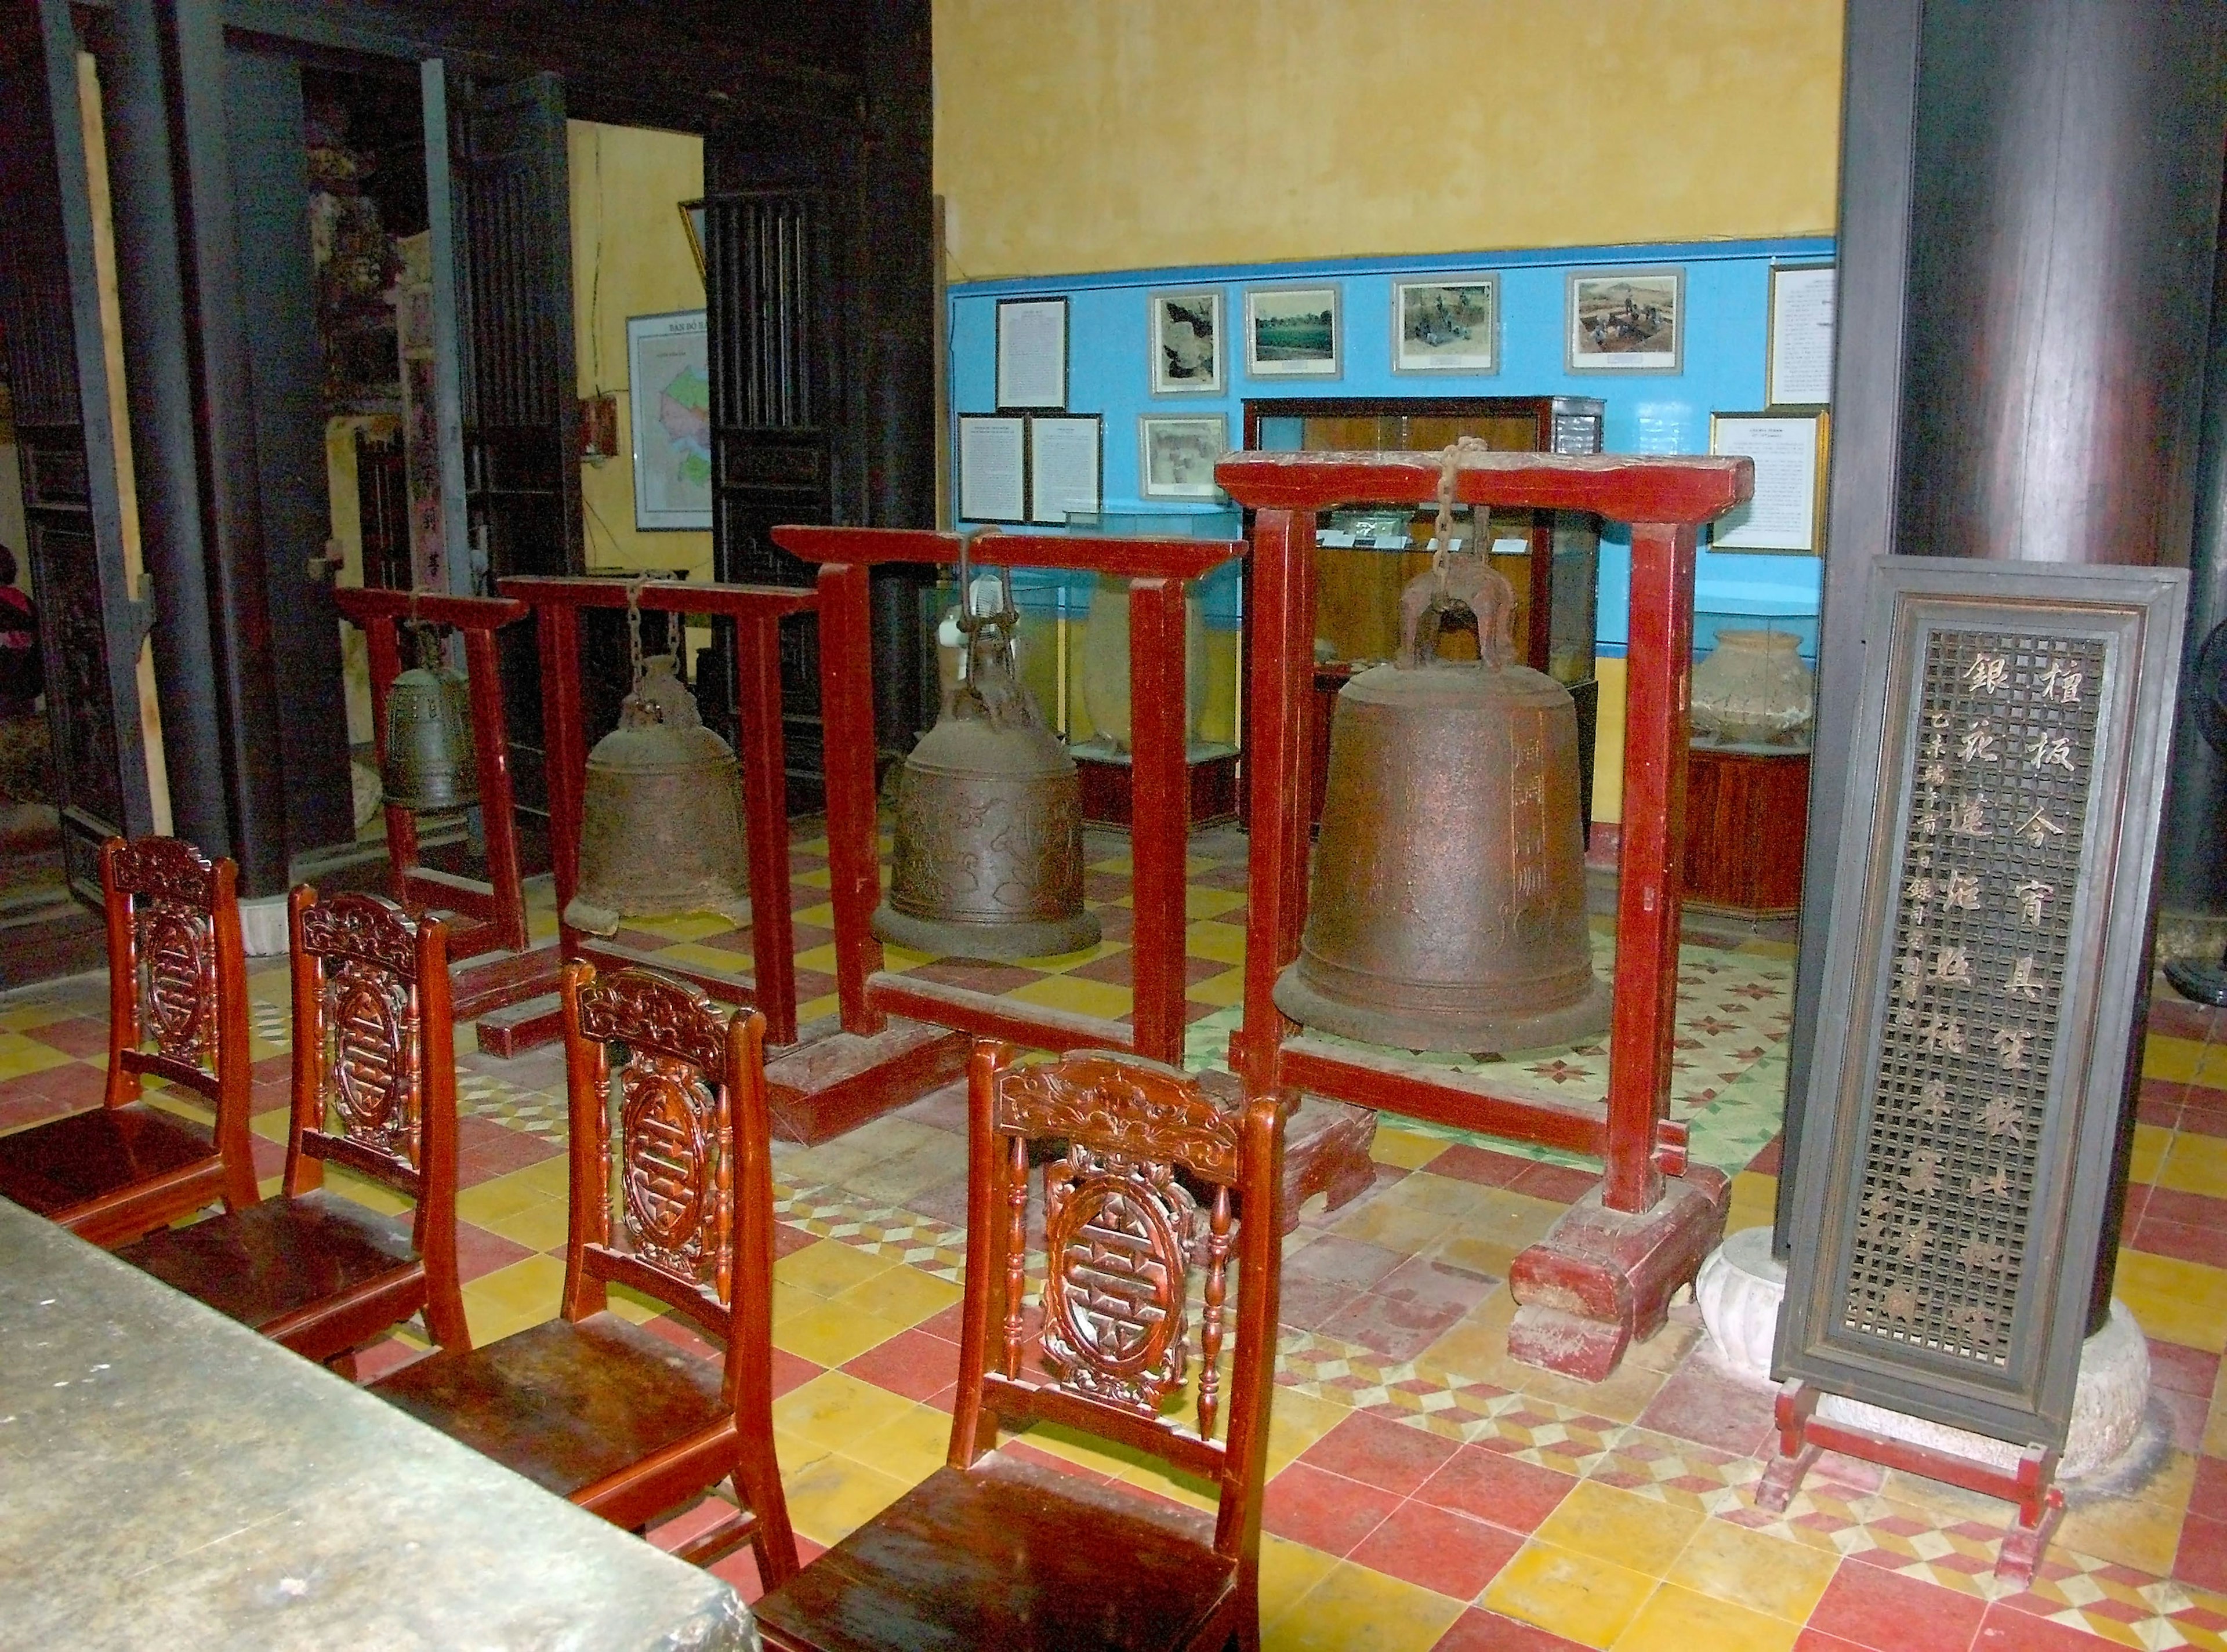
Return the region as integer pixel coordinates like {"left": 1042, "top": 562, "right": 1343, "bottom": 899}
{"left": 35, "top": 518, "right": 124, "bottom": 826}
{"left": 137, "top": 900, "right": 216, "bottom": 1069}
{"left": 995, "top": 1053, "right": 1246, "bottom": 1441}
{"left": 1780, "top": 560, "right": 2189, "bottom": 1446}
{"left": 575, "top": 968, "right": 736, "bottom": 1304}
{"left": 300, "top": 894, "right": 426, "bottom": 1175}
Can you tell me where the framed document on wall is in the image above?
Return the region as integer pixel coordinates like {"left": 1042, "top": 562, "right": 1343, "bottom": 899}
{"left": 1767, "top": 264, "right": 1837, "bottom": 406}
{"left": 1028, "top": 415, "right": 1102, "bottom": 524}
{"left": 1710, "top": 411, "right": 1830, "bottom": 553}
{"left": 995, "top": 296, "right": 1068, "bottom": 410}
{"left": 957, "top": 415, "right": 1027, "bottom": 523}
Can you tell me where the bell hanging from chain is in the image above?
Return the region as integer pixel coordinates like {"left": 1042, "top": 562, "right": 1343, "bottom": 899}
{"left": 876, "top": 547, "right": 1099, "bottom": 961}
{"left": 1276, "top": 528, "right": 1608, "bottom": 1057}
{"left": 381, "top": 620, "right": 479, "bottom": 814}
{"left": 565, "top": 586, "right": 752, "bottom": 936}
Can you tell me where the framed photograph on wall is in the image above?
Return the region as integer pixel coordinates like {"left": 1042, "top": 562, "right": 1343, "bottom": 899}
{"left": 1244, "top": 284, "right": 1341, "bottom": 379}
{"left": 1392, "top": 276, "right": 1499, "bottom": 373}
{"left": 957, "top": 414, "right": 1027, "bottom": 524}
{"left": 1767, "top": 263, "right": 1837, "bottom": 406}
{"left": 995, "top": 296, "right": 1068, "bottom": 409}
{"left": 1138, "top": 414, "right": 1229, "bottom": 500}
{"left": 626, "top": 310, "right": 713, "bottom": 531}
{"left": 1709, "top": 410, "right": 1830, "bottom": 553}
{"left": 1027, "top": 414, "right": 1101, "bottom": 524}
{"left": 1148, "top": 289, "right": 1224, "bottom": 395}
{"left": 1565, "top": 267, "right": 1683, "bottom": 374}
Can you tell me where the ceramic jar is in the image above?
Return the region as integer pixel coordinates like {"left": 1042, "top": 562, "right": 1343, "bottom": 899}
{"left": 1691, "top": 628, "right": 1813, "bottom": 747}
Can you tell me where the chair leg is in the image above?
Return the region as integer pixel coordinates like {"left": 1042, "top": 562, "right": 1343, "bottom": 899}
{"left": 735, "top": 1441, "right": 801, "bottom": 1587}
{"left": 422, "top": 1270, "right": 471, "bottom": 1354}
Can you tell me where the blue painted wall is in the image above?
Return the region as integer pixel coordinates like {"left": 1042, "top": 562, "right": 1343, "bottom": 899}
{"left": 949, "top": 237, "right": 1831, "bottom": 654}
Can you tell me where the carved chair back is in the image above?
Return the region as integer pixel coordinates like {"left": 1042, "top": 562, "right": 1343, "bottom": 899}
{"left": 951, "top": 1043, "right": 1286, "bottom": 1569}
{"left": 284, "top": 888, "right": 458, "bottom": 1252}
{"left": 558, "top": 962, "right": 772, "bottom": 1390}
{"left": 101, "top": 836, "right": 250, "bottom": 1125}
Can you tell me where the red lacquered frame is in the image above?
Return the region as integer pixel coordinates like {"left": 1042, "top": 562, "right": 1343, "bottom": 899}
{"left": 1217, "top": 448, "right": 1754, "bottom": 1381}
{"left": 334, "top": 588, "right": 557, "bottom": 1021}
{"left": 494, "top": 573, "right": 966, "bottom": 1143}
{"left": 771, "top": 525, "right": 1230, "bottom": 1068}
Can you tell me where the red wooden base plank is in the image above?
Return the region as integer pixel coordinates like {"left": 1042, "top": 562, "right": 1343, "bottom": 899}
{"left": 763, "top": 1018, "right": 971, "bottom": 1146}
{"left": 450, "top": 947, "right": 566, "bottom": 1022}
{"left": 474, "top": 994, "right": 564, "bottom": 1058}
{"left": 1276, "top": 1036, "right": 1608, "bottom": 1157}
{"left": 866, "top": 972, "right": 1134, "bottom": 1056}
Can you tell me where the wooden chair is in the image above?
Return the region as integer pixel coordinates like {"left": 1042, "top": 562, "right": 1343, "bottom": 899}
{"left": 753, "top": 1043, "right": 1287, "bottom": 1652}
{"left": 0, "top": 836, "right": 256, "bottom": 1246}
{"left": 371, "top": 962, "right": 798, "bottom": 1582}
{"left": 117, "top": 887, "right": 469, "bottom": 1364}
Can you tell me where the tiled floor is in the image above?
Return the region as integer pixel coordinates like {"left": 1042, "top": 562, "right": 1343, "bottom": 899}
{"left": 6, "top": 821, "right": 2227, "bottom": 1650}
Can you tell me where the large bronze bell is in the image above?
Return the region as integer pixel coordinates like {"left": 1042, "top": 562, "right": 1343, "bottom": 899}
{"left": 565, "top": 653, "right": 752, "bottom": 936}
{"left": 1276, "top": 554, "right": 1609, "bottom": 1056}
{"left": 876, "top": 555, "right": 1099, "bottom": 961}
{"left": 381, "top": 623, "right": 478, "bottom": 813}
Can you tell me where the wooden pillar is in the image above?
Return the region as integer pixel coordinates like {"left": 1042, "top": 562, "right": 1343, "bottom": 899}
{"left": 103, "top": 0, "right": 289, "bottom": 894}
{"left": 1782, "top": 0, "right": 2227, "bottom": 1328}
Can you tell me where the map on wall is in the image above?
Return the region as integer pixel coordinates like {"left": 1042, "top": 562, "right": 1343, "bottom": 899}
{"left": 627, "top": 310, "right": 713, "bottom": 531}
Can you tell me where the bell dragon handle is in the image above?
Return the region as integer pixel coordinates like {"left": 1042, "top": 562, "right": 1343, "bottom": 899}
{"left": 1396, "top": 555, "right": 1517, "bottom": 671}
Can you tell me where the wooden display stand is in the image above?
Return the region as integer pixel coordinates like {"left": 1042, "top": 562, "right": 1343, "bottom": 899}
{"left": 1218, "top": 448, "right": 1753, "bottom": 1381}
{"left": 478, "top": 575, "right": 966, "bottom": 1145}
{"left": 1074, "top": 746, "right": 1241, "bottom": 831}
{"left": 333, "top": 589, "right": 560, "bottom": 1021}
{"left": 1683, "top": 746, "right": 1810, "bottom": 917}
{"left": 773, "top": 525, "right": 1379, "bottom": 1228}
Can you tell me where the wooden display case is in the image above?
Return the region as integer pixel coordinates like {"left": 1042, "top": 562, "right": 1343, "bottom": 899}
{"left": 1242, "top": 395, "right": 1606, "bottom": 827}
{"left": 1682, "top": 746, "right": 1811, "bottom": 917}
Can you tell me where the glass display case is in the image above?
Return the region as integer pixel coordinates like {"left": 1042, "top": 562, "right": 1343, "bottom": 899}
{"left": 1689, "top": 605, "right": 1819, "bottom": 752}
{"left": 1243, "top": 395, "right": 1605, "bottom": 829}
{"left": 924, "top": 507, "right": 1246, "bottom": 827}
{"left": 1684, "top": 602, "right": 1820, "bottom": 918}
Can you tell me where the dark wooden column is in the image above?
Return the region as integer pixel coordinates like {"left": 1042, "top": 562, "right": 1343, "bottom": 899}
{"left": 104, "top": 0, "right": 290, "bottom": 895}
{"left": 1782, "top": 1, "right": 2227, "bottom": 1333}
{"left": 2157, "top": 169, "right": 2227, "bottom": 962}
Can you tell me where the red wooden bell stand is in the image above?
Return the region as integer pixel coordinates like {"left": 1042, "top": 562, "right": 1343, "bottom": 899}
{"left": 772, "top": 525, "right": 1380, "bottom": 1228}
{"left": 333, "top": 587, "right": 558, "bottom": 1022}
{"left": 1217, "top": 448, "right": 1753, "bottom": 1381}
{"left": 481, "top": 573, "right": 966, "bottom": 1144}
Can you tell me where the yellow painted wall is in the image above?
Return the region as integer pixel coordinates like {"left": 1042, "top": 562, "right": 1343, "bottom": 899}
{"left": 933, "top": 0, "right": 1845, "bottom": 279}
{"left": 567, "top": 121, "right": 711, "bottom": 576}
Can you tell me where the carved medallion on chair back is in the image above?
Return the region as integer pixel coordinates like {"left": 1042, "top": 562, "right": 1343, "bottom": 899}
{"left": 994, "top": 1054, "right": 1250, "bottom": 1447}
{"left": 299, "top": 894, "right": 426, "bottom": 1181}
{"left": 111, "top": 837, "right": 223, "bottom": 1073}
{"left": 575, "top": 968, "right": 737, "bottom": 1308}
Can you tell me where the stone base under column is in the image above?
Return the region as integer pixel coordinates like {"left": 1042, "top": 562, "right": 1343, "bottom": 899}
{"left": 1695, "top": 1225, "right": 2152, "bottom": 1480}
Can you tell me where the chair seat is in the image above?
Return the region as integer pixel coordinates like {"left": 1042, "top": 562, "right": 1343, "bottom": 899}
{"left": 752, "top": 1453, "right": 1237, "bottom": 1652}
{"left": 370, "top": 1312, "right": 730, "bottom": 1500}
{"left": 0, "top": 1102, "right": 215, "bottom": 1219}
{"left": 116, "top": 1189, "right": 417, "bottom": 1332}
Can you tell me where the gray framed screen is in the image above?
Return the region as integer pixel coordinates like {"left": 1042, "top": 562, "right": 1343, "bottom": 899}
{"left": 1777, "top": 557, "right": 2187, "bottom": 1446}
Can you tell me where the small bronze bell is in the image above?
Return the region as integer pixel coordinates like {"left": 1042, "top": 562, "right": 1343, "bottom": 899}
{"left": 1276, "top": 554, "right": 1609, "bottom": 1056}
{"left": 381, "top": 622, "right": 479, "bottom": 813}
{"left": 876, "top": 553, "right": 1099, "bottom": 962}
{"left": 565, "top": 652, "right": 752, "bottom": 936}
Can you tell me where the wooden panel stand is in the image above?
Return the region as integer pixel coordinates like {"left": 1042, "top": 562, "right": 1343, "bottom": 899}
{"left": 1217, "top": 450, "right": 1753, "bottom": 1380}
{"left": 1756, "top": 1380, "right": 2063, "bottom": 1586}
{"left": 1073, "top": 747, "right": 1241, "bottom": 830}
{"left": 1683, "top": 746, "right": 1811, "bottom": 917}
{"left": 333, "top": 589, "right": 561, "bottom": 1021}
{"left": 489, "top": 575, "right": 964, "bottom": 1145}
{"left": 773, "top": 525, "right": 1380, "bottom": 1228}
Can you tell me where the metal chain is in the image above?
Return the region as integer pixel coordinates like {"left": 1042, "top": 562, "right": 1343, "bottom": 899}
{"left": 625, "top": 576, "right": 645, "bottom": 686}
{"left": 1430, "top": 434, "right": 1491, "bottom": 593}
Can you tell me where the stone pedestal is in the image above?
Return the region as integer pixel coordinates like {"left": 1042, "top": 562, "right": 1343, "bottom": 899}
{"left": 237, "top": 892, "right": 289, "bottom": 957}
{"left": 1695, "top": 1228, "right": 2152, "bottom": 1479}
